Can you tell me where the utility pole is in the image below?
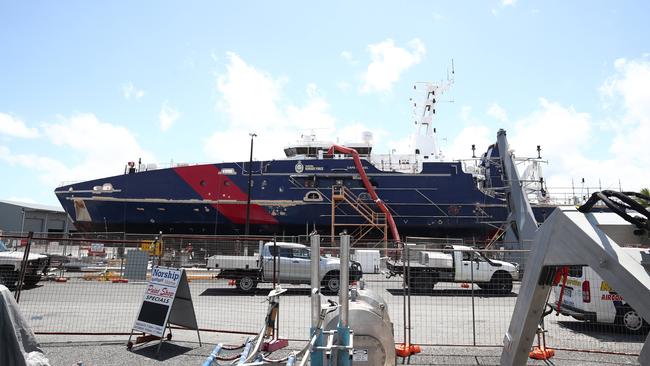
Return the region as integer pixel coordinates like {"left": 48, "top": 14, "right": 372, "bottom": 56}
{"left": 244, "top": 133, "right": 257, "bottom": 236}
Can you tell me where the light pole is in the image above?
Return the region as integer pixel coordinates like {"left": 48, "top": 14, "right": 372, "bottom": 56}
{"left": 244, "top": 133, "right": 257, "bottom": 236}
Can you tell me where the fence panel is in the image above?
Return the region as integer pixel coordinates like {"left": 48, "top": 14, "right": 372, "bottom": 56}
{"left": 0, "top": 232, "right": 643, "bottom": 360}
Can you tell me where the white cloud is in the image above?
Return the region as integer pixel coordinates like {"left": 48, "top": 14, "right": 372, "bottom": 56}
{"left": 122, "top": 82, "right": 145, "bottom": 100}
{"left": 493, "top": 0, "right": 517, "bottom": 16}
{"left": 505, "top": 95, "right": 648, "bottom": 193}
{"left": 486, "top": 102, "right": 509, "bottom": 122}
{"left": 206, "top": 53, "right": 385, "bottom": 162}
{"left": 306, "top": 83, "right": 318, "bottom": 98}
{"left": 159, "top": 101, "right": 180, "bottom": 132}
{"left": 360, "top": 38, "right": 426, "bottom": 93}
{"left": 445, "top": 125, "right": 493, "bottom": 160}
{"left": 30, "top": 113, "right": 155, "bottom": 184}
{"left": 598, "top": 58, "right": 650, "bottom": 187}
{"left": 432, "top": 12, "right": 444, "bottom": 21}
{"left": 340, "top": 51, "right": 357, "bottom": 65}
{"left": 0, "top": 144, "right": 71, "bottom": 186}
{"left": 601, "top": 58, "right": 650, "bottom": 126}
{"left": 0, "top": 113, "right": 39, "bottom": 138}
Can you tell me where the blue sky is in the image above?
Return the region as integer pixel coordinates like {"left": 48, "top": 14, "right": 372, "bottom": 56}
{"left": 1, "top": 1, "right": 649, "bottom": 206}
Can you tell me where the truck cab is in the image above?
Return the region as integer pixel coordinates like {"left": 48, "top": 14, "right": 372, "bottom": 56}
{"left": 210, "top": 242, "right": 362, "bottom": 293}
{"left": 387, "top": 244, "right": 519, "bottom": 294}
{"left": 0, "top": 239, "right": 50, "bottom": 290}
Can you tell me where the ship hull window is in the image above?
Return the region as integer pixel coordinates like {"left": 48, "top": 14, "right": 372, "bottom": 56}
{"left": 304, "top": 191, "right": 323, "bottom": 202}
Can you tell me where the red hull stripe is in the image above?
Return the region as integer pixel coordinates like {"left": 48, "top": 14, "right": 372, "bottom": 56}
{"left": 173, "top": 165, "right": 278, "bottom": 225}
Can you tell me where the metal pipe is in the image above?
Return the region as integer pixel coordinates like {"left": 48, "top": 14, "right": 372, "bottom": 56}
{"left": 14, "top": 231, "right": 33, "bottom": 303}
{"left": 339, "top": 234, "right": 350, "bottom": 327}
{"left": 244, "top": 132, "right": 256, "bottom": 236}
{"left": 310, "top": 233, "right": 321, "bottom": 328}
{"left": 310, "top": 233, "right": 324, "bottom": 366}
{"left": 337, "top": 233, "right": 351, "bottom": 366}
{"left": 272, "top": 238, "right": 277, "bottom": 289}
{"left": 470, "top": 249, "right": 476, "bottom": 346}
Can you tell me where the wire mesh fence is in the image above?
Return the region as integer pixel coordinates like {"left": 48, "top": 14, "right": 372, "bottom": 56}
{"left": 0, "top": 231, "right": 645, "bottom": 360}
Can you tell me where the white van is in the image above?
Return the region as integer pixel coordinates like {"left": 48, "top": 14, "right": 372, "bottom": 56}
{"left": 549, "top": 248, "right": 648, "bottom": 333}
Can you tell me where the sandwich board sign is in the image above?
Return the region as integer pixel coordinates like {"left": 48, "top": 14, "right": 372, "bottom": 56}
{"left": 128, "top": 266, "right": 201, "bottom": 354}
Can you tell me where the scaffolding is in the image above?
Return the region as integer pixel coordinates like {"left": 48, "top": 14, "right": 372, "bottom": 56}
{"left": 330, "top": 185, "right": 388, "bottom": 248}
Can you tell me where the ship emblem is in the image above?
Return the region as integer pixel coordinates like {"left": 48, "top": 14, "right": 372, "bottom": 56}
{"left": 295, "top": 161, "right": 304, "bottom": 173}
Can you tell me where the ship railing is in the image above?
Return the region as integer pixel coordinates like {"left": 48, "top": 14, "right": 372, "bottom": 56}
{"left": 370, "top": 153, "right": 421, "bottom": 173}
{"left": 332, "top": 185, "right": 377, "bottom": 223}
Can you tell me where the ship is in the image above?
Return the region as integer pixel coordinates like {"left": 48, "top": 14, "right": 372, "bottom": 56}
{"left": 54, "top": 80, "right": 556, "bottom": 241}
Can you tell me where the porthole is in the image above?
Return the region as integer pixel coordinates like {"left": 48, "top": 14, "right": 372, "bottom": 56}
{"left": 200, "top": 180, "right": 207, "bottom": 187}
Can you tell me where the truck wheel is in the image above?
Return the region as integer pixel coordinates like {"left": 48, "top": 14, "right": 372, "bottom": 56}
{"left": 490, "top": 272, "right": 513, "bottom": 294}
{"left": 24, "top": 275, "right": 42, "bottom": 287}
{"left": 236, "top": 276, "right": 257, "bottom": 292}
{"left": 322, "top": 272, "right": 340, "bottom": 294}
{"left": 0, "top": 269, "right": 19, "bottom": 291}
{"left": 408, "top": 274, "right": 434, "bottom": 294}
{"left": 617, "top": 307, "right": 646, "bottom": 333}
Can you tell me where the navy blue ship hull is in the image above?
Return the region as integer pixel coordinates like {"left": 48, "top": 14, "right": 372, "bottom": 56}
{"left": 55, "top": 158, "right": 555, "bottom": 240}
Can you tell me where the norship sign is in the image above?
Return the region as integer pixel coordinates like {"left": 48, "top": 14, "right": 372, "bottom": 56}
{"left": 128, "top": 266, "right": 201, "bottom": 353}
{"left": 132, "top": 266, "right": 182, "bottom": 336}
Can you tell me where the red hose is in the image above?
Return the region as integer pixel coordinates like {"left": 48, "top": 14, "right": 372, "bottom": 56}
{"left": 326, "top": 144, "right": 401, "bottom": 243}
{"left": 553, "top": 266, "right": 569, "bottom": 315}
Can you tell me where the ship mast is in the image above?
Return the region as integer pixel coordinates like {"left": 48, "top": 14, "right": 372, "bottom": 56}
{"left": 412, "top": 60, "right": 455, "bottom": 161}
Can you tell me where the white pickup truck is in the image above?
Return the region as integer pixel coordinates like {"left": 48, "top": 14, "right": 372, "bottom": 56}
{"left": 207, "top": 242, "right": 363, "bottom": 293}
{"left": 386, "top": 245, "right": 519, "bottom": 294}
{"left": 0, "top": 240, "right": 50, "bottom": 290}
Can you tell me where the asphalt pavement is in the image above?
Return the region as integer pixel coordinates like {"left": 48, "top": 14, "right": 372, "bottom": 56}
{"left": 14, "top": 273, "right": 645, "bottom": 365}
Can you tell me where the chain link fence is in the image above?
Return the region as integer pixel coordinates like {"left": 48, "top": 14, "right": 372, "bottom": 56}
{"left": 0, "top": 232, "right": 645, "bottom": 361}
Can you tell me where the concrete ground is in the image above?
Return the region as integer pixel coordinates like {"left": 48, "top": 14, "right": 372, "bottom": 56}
{"left": 39, "top": 339, "right": 640, "bottom": 366}
{"left": 15, "top": 273, "right": 645, "bottom": 365}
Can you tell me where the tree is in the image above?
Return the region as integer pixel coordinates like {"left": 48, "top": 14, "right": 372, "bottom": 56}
{"left": 638, "top": 188, "right": 650, "bottom": 208}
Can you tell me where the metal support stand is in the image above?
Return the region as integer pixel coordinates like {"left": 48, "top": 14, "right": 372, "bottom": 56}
{"left": 337, "top": 234, "right": 352, "bottom": 366}
{"left": 500, "top": 208, "right": 650, "bottom": 365}
{"left": 14, "top": 231, "right": 34, "bottom": 303}
{"left": 310, "top": 233, "right": 324, "bottom": 366}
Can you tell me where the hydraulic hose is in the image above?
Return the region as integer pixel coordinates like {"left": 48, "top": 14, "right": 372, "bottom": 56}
{"left": 578, "top": 190, "right": 650, "bottom": 232}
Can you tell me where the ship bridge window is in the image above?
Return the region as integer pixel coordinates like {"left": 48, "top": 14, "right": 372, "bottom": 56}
{"left": 304, "top": 191, "right": 323, "bottom": 202}
{"left": 284, "top": 148, "right": 297, "bottom": 157}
